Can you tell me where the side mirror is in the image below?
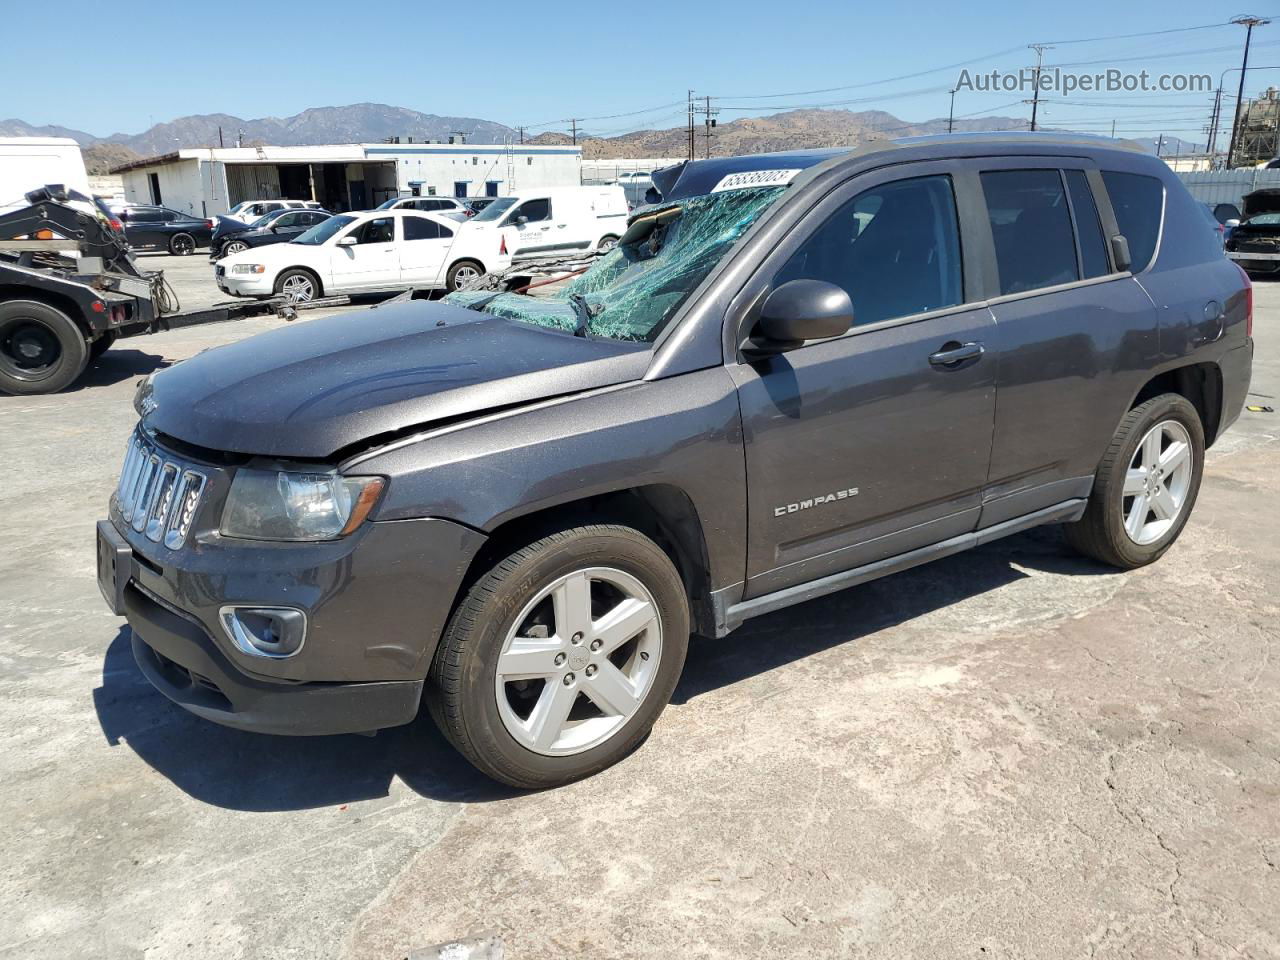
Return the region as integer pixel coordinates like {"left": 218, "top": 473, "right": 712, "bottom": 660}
{"left": 515, "top": 215, "right": 529, "bottom": 225}
{"left": 748, "top": 279, "right": 853, "bottom": 354}
{"left": 336, "top": 235, "right": 358, "bottom": 247}
{"left": 1110, "top": 235, "right": 1132, "bottom": 272}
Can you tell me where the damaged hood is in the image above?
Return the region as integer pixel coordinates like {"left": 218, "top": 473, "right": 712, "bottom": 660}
{"left": 141, "top": 300, "right": 649, "bottom": 459}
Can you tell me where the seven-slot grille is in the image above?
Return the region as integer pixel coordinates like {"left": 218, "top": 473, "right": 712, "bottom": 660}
{"left": 115, "top": 433, "right": 209, "bottom": 550}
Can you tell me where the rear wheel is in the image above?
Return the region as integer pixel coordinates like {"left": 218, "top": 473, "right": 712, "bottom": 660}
{"left": 169, "top": 232, "right": 196, "bottom": 256}
{"left": 446, "top": 260, "right": 483, "bottom": 291}
{"left": 275, "top": 269, "right": 320, "bottom": 304}
{"left": 1063, "top": 393, "right": 1204, "bottom": 568}
{"left": 427, "top": 524, "right": 690, "bottom": 789}
{"left": 0, "top": 300, "right": 89, "bottom": 395}
{"left": 222, "top": 239, "right": 248, "bottom": 257}
{"left": 597, "top": 234, "right": 619, "bottom": 253}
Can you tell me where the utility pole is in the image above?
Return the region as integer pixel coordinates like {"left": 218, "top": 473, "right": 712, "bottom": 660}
{"left": 687, "top": 90, "right": 696, "bottom": 162}
{"left": 1027, "top": 44, "right": 1052, "bottom": 132}
{"left": 1110, "top": 119, "right": 1116, "bottom": 138}
{"left": 1207, "top": 88, "right": 1223, "bottom": 157}
{"left": 947, "top": 88, "right": 957, "bottom": 133}
{"left": 569, "top": 119, "right": 580, "bottom": 145}
{"left": 1227, "top": 15, "right": 1270, "bottom": 169}
{"left": 702, "top": 95, "right": 718, "bottom": 158}
{"left": 1156, "top": 133, "right": 1165, "bottom": 157}
{"left": 516, "top": 126, "right": 525, "bottom": 144}
{"left": 218, "top": 125, "right": 224, "bottom": 148}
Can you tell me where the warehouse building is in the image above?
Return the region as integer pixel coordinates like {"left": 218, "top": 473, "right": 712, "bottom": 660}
{"left": 111, "top": 142, "right": 583, "bottom": 217}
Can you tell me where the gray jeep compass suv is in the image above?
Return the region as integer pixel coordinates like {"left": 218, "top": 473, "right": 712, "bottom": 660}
{"left": 97, "top": 134, "right": 1254, "bottom": 788}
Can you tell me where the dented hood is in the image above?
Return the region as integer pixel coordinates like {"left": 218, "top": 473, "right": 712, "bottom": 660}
{"left": 142, "top": 300, "right": 649, "bottom": 459}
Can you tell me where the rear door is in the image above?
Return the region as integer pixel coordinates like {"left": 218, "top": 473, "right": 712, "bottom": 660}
{"left": 398, "top": 215, "right": 453, "bottom": 286}
{"left": 123, "top": 208, "right": 169, "bottom": 249}
{"left": 730, "top": 163, "right": 999, "bottom": 598}
{"left": 327, "top": 216, "right": 401, "bottom": 291}
{"left": 975, "top": 160, "right": 1160, "bottom": 524}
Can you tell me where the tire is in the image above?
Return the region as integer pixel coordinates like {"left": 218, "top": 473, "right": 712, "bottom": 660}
{"left": 427, "top": 524, "right": 690, "bottom": 789}
{"left": 446, "top": 260, "right": 484, "bottom": 291}
{"left": 1063, "top": 393, "right": 1205, "bottom": 569}
{"left": 169, "top": 232, "right": 196, "bottom": 256}
{"left": 0, "top": 299, "right": 89, "bottom": 395}
{"left": 597, "top": 234, "right": 619, "bottom": 253}
{"left": 222, "top": 239, "right": 248, "bottom": 257}
{"left": 88, "top": 332, "right": 117, "bottom": 362}
{"left": 274, "top": 268, "right": 320, "bottom": 304}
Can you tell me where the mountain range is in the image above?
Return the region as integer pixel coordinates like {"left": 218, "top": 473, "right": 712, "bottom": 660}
{"left": 2, "top": 102, "right": 1193, "bottom": 175}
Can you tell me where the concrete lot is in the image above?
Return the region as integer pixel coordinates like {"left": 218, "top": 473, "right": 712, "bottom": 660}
{"left": 1, "top": 261, "right": 1277, "bottom": 959}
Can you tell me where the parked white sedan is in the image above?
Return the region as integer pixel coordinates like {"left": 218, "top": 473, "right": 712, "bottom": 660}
{"left": 214, "top": 209, "right": 509, "bottom": 302}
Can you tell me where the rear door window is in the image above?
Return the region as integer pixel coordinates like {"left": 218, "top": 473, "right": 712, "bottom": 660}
{"left": 403, "top": 216, "right": 444, "bottom": 240}
{"left": 1101, "top": 171, "right": 1164, "bottom": 272}
{"left": 1063, "top": 170, "right": 1111, "bottom": 279}
{"left": 980, "top": 170, "right": 1080, "bottom": 295}
{"left": 774, "top": 174, "right": 963, "bottom": 327}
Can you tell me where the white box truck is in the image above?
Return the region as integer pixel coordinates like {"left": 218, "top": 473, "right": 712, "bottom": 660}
{"left": 0, "top": 138, "right": 90, "bottom": 215}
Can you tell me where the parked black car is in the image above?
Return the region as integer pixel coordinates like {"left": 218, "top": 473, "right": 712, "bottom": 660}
{"left": 211, "top": 208, "right": 332, "bottom": 259}
{"left": 99, "top": 134, "right": 1252, "bottom": 789}
{"left": 1225, "top": 188, "right": 1280, "bottom": 276}
{"left": 119, "top": 205, "right": 213, "bottom": 255}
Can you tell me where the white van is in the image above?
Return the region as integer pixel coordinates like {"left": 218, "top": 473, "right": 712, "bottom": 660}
{"left": 0, "top": 138, "right": 90, "bottom": 215}
{"left": 460, "top": 186, "right": 629, "bottom": 260}
{"left": 223, "top": 199, "right": 325, "bottom": 224}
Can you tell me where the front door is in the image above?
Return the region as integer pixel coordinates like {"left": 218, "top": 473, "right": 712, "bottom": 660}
{"left": 731, "top": 167, "right": 998, "bottom": 599}
{"left": 502, "top": 197, "right": 554, "bottom": 255}
{"left": 327, "top": 216, "right": 400, "bottom": 291}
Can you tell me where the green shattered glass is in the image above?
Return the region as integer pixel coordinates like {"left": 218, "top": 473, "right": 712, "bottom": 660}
{"left": 445, "top": 185, "right": 786, "bottom": 342}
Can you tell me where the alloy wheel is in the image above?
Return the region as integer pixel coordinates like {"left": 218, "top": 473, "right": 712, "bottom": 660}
{"left": 494, "top": 566, "right": 663, "bottom": 756}
{"left": 171, "top": 234, "right": 194, "bottom": 255}
{"left": 224, "top": 240, "right": 248, "bottom": 256}
{"left": 1121, "top": 419, "right": 1194, "bottom": 545}
{"left": 452, "top": 265, "right": 481, "bottom": 289}
{"left": 280, "top": 274, "right": 315, "bottom": 303}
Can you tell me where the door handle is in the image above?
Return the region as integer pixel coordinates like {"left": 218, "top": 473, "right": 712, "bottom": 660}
{"left": 929, "top": 341, "right": 984, "bottom": 367}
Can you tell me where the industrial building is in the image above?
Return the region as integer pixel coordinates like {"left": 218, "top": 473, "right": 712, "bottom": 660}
{"left": 110, "top": 142, "right": 582, "bottom": 217}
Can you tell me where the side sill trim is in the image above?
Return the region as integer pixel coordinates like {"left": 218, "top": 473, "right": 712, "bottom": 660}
{"left": 716, "top": 498, "right": 1087, "bottom": 636}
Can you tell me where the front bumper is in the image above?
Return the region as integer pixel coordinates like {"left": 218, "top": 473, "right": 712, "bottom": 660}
{"left": 215, "top": 268, "right": 274, "bottom": 297}
{"left": 1227, "top": 250, "right": 1280, "bottom": 273}
{"left": 126, "top": 581, "right": 424, "bottom": 735}
{"left": 99, "top": 453, "right": 487, "bottom": 734}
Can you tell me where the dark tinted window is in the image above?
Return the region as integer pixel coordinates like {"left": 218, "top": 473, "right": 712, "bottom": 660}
{"left": 355, "top": 217, "right": 394, "bottom": 244}
{"left": 775, "top": 175, "right": 963, "bottom": 327}
{"left": 981, "top": 170, "right": 1079, "bottom": 294}
{"left": 273, "top": 212, "right": 303, "bottom": 227}
{"left": 1064, "top": 170, "right": 1110, "bottom": 279}
{"left": 512, "top": 198, "right": 551, "bottom": 223}
{"left": 126, "top": 208, "right": 165, "bottom": 223}
{"left": 1101, "top": 171, "right": 1164, "bottom": 272}
{"left": 403, "top": 216, "right": 446, "bottom": 240}
{"left": 303, "top": 212, "right": 328, "bottom": 225}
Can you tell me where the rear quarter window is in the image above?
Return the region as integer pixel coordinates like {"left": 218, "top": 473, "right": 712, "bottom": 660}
{"left": 1101, "top": 171, "right": 1164, "bottom": 272}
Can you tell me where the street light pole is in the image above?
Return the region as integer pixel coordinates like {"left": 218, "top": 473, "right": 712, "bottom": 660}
{"left": 1227, "top": 15, "right": 1271, "bottom": 169}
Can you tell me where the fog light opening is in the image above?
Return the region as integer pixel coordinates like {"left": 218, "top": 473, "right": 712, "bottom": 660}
{"left": 219, "top": 606, "right": 307, "bottom": 658}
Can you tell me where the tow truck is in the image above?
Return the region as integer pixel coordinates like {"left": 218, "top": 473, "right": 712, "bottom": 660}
{"left": 0, "top": 184, "right": 305, "bottom": 396}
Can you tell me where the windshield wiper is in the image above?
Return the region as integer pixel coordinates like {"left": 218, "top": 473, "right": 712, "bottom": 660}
{"left": 568, "top": 293, "right": 594, "bottom": 337}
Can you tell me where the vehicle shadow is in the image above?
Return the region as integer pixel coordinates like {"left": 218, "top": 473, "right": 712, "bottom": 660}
{"left": 93, "top": 526, "right": 1110, "bottom": 811}
{"left": 72, "top": 348, "right": 172, "bottom": 390}
{"left": 93, "top": 627, "right": 517, "bottom": 812}
{"left": 673, "top": 524, "right": 1111, "bottom": 703}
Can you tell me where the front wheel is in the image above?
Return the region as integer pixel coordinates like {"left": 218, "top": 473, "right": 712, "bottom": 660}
{"left": 275, "top": 268, "right": 320, "bottom": 304}
{"left": 222, "top": 239, "right": 248, "bottom": 257}
{"left": 0, "top": 299, "right": 89, "bottom": 395}
{"left": 427, "top": 525, "right": 690, "bottom": 789}
{"left": 169, "top": 232, "right": 196, "bottom": 256}
{"left": 446, "top": 260, "right": 484, "bottom": 291}
{"left": 1063, "top": 393, "right": 1205, "bottom": 568}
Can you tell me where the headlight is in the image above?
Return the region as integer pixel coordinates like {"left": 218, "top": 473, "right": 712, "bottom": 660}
{"left": 221, "top": 470, "right": 385, "bottom": 541}
{"left": 231, "top": 263, "right": 265, "bottom": 274}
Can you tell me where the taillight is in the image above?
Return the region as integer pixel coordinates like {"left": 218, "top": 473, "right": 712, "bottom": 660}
{"left": 1235, "top": 262, "right": 1253, "bottom": 338}
{"left": 110, "top": 218, "right": 123, "bottom": 232}
{"left": 205, "top": 219, "right": 213, "bottom": 230}
{"left": 499, "top": 234, "right": 507, "bottom": 256}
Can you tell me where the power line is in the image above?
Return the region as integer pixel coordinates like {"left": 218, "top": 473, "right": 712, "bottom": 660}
{"left": 1034, "top": 20, "right": 1235, "bottom": 45}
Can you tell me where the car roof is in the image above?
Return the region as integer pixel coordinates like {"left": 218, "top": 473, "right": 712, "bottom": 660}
{"left": 651, "top": 132, "right": 1151, "bottom": 201}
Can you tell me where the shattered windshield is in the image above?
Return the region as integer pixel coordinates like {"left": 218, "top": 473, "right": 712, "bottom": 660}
{"left": 444, "top": 185, "right": 786, "bottom": 342}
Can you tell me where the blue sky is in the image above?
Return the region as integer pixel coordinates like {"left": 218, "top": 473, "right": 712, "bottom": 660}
{"left": 7, "top": 0, "right": 1279, "bottom": 145}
